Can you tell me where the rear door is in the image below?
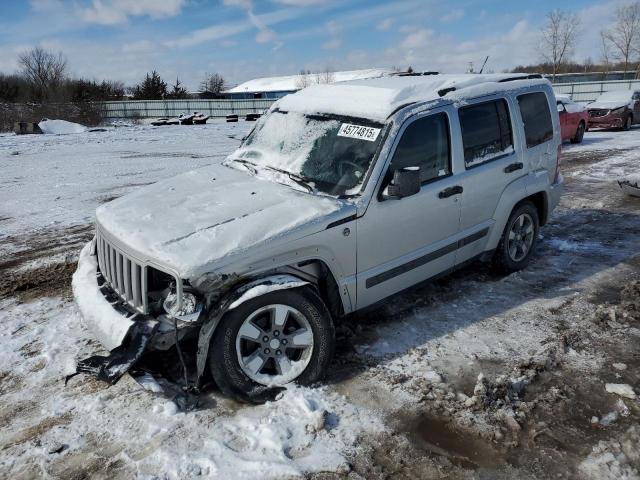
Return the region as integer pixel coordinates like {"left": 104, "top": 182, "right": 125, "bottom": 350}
{"left": 516, "top": 91, "right": 556, "bottom": 182}
{"left": 454, "top": 97, "right": 524, "bottom": 264}
{"left": 356, "top": 108, "right": 461, "bottom": 308}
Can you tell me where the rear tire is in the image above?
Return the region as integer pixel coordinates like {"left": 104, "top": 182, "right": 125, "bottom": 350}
{"left": 493, "top": 201, "right": 540, "bottom": 274}
{"left": 209, "top": 287, "right": 334, "bottom": 403}
{"left": 570, "top": 121, "right": 585, "bottom": 144}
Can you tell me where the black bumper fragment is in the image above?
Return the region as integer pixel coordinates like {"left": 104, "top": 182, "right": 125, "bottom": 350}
{"left": 66, "top": 320, "right": 158, "bottom": 385}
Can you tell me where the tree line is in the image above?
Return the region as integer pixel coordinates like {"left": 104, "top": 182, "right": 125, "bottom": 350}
{"left": 0, "top": 47, "right": 227, "bottom": 103}
{"left": 515, "top": 2, "right": 640, "bottom": 80}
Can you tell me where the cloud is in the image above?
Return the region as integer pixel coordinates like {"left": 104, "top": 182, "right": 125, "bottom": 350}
{"left": 322, "top": 20, "right": 342, "bottom": 49}
{"left": 322, "top": 37, "right": 341, "bottom": 49}
{"left": 222, "top": 0, "right": 252, "bottom": 8}
{"left": 221, "top": 0, "right": 290, "bottom": 48}
{"left": 29, "top": 0, "right": 64, "bottom": 12}
{"left": 166, "top": 20, "right": 252, "bottom": 48}
{"left": 79, "top": 0, "right": 185, "bottom": 25}
{"left": 273, "top": 0, "right": 328, "bottom": 5}
{"left": 401, "top": 28, "right": 433, "bottom": 49}
{"left": 376, "top": 18, "right": 394, "bottom": 31}
{"left": 440, "top": 8, "right": 464, "bottom": 23}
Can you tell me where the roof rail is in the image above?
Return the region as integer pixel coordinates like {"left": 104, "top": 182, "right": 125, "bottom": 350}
{"left": 498, "top": 74, "right": 543, "bottom": 83}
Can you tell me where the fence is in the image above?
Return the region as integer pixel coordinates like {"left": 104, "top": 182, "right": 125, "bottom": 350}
{"left": 553, "top": 79, "right": 640, "bottom": 103}
{"left": 99, "top": 98, "right": 275, "bottom": 120}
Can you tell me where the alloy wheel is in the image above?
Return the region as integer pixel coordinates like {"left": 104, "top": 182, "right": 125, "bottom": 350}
{"left": 507, "top": 213, "right": 535, "bottom": 262}
{"left": 235, "top": 304, "right": 314, "bottom": 386}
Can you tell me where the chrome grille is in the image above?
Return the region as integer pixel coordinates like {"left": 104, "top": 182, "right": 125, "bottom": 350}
{"left": 96, "top": 230, "right": 148, "bottom": 314}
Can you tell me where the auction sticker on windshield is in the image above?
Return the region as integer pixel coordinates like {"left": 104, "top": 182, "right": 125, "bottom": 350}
{"left": 337, "top": 123, "right": 381, "bottom": 142}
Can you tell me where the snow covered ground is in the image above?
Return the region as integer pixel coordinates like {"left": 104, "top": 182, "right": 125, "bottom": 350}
{"left": 1, "top": 124, "right": 640, "bottom": 479}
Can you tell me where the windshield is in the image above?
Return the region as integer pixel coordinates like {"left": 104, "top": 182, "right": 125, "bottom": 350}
{"left": 228, "top": 110, "right": 384, "bottom": 196}
{"left": 596, "top": 90, "right": 632, "bottom": 103}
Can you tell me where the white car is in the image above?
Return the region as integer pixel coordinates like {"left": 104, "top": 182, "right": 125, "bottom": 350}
{"left": 73, "top": 73, "right": 563, "bottom": 402}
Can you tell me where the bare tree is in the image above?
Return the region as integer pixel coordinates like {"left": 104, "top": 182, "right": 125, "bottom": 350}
{"left": 18, "top": 47, "right": 68, "bottom": 101}
{"left": 295, "top": 69, "right": 313, "bottom": 89}
{"left": 315, "top": 67, "right": 335, "bottom": 84}
{"left": 539, "top": 10, "right": 581, "bottom": 81}
{"left": 200, "top": 73, "right": 226, "bottom": 95}
{"left": 601, "top": 2, "right": 640, "bottom": 76}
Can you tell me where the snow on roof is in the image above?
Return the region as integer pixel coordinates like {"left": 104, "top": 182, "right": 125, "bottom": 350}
{"left": 276, "top": 73, "right": 550, "bottom": 122}
{"left": 225, "top": 68, "right": 394, "bottom": 94}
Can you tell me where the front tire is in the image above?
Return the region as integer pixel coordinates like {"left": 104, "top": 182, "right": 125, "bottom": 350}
{"left": 622, "top": 114, "right": 633, "bottom": 131}
{"left": 209, "top": 287, "right": 334, "bottom": 403}
{"left": 493, "top": 202, "right": 540, "bottom": 273}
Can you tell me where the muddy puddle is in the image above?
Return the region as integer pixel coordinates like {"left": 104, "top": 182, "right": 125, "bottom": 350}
{"left": 408, "top": 416, "right": 506, "bottom": 469}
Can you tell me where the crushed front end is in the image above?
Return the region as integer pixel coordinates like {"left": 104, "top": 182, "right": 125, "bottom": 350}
{"left": 69, "top": 226, "right": 204, "bottom": 385}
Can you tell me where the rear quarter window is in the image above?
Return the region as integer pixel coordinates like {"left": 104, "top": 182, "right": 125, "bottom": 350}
{"left": 517, "top": 92, "right": 553, "bottom": 148}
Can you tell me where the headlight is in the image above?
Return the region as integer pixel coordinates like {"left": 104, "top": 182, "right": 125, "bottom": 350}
{"left": 163, "top": 291, "right": 200, "bottom": 320}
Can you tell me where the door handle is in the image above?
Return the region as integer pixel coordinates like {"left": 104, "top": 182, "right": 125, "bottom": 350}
{"left": 438, "top": 185, "right": 463, "bottom": 198}
{"left": 504, "top": 162, "right": 524, "bottom": 173}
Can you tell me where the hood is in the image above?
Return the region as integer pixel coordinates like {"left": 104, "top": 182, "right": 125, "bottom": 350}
{"left": 96, "top": 163, "right": 345, "bottom": 277}
{"left": 587, "top": 101, "right": 629, "bottom": 111}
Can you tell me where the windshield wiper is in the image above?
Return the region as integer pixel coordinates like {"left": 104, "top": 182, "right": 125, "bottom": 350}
{"left": 230, "top": 158, "right": 258, "bottom": 174}
{"left": 263, "top": 165, "right": 314, "bottom": 193}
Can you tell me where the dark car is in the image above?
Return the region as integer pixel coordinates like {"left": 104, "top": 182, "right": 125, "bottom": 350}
{"left": 556, "top": 95, "right": 588, "bottom": 143}
{"left": 587, "top": 90, "right": 640, "bottom": 131}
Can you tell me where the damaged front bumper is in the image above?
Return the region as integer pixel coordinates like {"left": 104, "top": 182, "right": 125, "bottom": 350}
{"left": 70, "top": 240, "right": 160, "bottom": 383}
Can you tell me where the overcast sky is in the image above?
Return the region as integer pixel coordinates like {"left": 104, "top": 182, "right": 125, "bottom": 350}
{"left": 0, "top": 0, "right": 629, "bottom": 90}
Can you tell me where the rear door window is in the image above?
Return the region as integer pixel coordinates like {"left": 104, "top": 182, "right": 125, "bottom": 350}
{"left": 459, "top": 99, "right": 513, "bottom": 168}
{"left": 517, "top": 92, "right": 553, "bottom": 148}
{"left": 390, "top": 113, "right": 451, "bottom": 183}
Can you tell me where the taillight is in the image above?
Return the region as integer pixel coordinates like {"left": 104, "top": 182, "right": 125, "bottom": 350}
{"left": 554, "top": 144, "right": 562, "bottom": 183}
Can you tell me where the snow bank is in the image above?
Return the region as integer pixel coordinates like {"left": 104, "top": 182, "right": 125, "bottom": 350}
{"left": 579, "top": 426, "right": 640, "bottom": 480}
{"left": 38, "top": 119, "right": 87, "bottom": 134}
{"left": 605, "top": 383, "right": 637, "bottom": 400}
{"left": 0, "top": 295, "right": 384, "bottom": 479}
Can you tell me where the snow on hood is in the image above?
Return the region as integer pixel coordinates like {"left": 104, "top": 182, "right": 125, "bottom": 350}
{"left": 588, "top": 90, "right": 634, "bottom": 111}
{"left": 96, "top": 163, "right": 343, "bottom": 277}
{"left": 587, "top": 101, "right": 631, "bottom": 111}
{"left": 38, "top": 119, "right": 87, "bottom": 134}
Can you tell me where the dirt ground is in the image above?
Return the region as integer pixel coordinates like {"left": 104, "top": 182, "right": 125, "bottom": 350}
{"left": 1, "top": 135, "right": 639, "bottom": 479}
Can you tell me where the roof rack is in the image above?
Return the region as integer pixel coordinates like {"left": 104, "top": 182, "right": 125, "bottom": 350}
{"left": 396, "top": 71, "right": 440, "bottom": 77}
{"left": 438, "top": 87, "right": 456, "bottom": 97}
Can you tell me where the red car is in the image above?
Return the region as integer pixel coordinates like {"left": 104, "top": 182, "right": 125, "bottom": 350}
{"left": 587, "top": 90, "right": 640, "bottom": 131}
{"left": 556, "top": 95, "right": 588, "bottom": 143}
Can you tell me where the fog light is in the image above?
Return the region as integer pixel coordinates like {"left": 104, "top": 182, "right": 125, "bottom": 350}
{"left": 163, "top": 291, "right": 198, "bottom": 319}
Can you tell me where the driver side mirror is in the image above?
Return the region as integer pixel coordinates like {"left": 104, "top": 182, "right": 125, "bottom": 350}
{"left": 557, "top": 103, "right": 566, "bottom": 114}
{"left": 383, "top": 166, "right": 421, "bottom": 200}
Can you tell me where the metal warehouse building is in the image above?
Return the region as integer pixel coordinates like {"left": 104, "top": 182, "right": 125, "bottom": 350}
{"left": 225, "top": 68, "right": 395, "bottom": 99}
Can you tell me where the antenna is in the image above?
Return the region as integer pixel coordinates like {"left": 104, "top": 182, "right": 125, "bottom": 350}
{"left": 479, "top": 56, "right": 489, "bottom": 74}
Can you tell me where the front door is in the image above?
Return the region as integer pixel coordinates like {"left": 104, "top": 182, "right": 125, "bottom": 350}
{"left": 557, "top": 102, "right": 570, "bottom": 140}
{"left": 356, "top": 109, "right": 461, "bottom": 309}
